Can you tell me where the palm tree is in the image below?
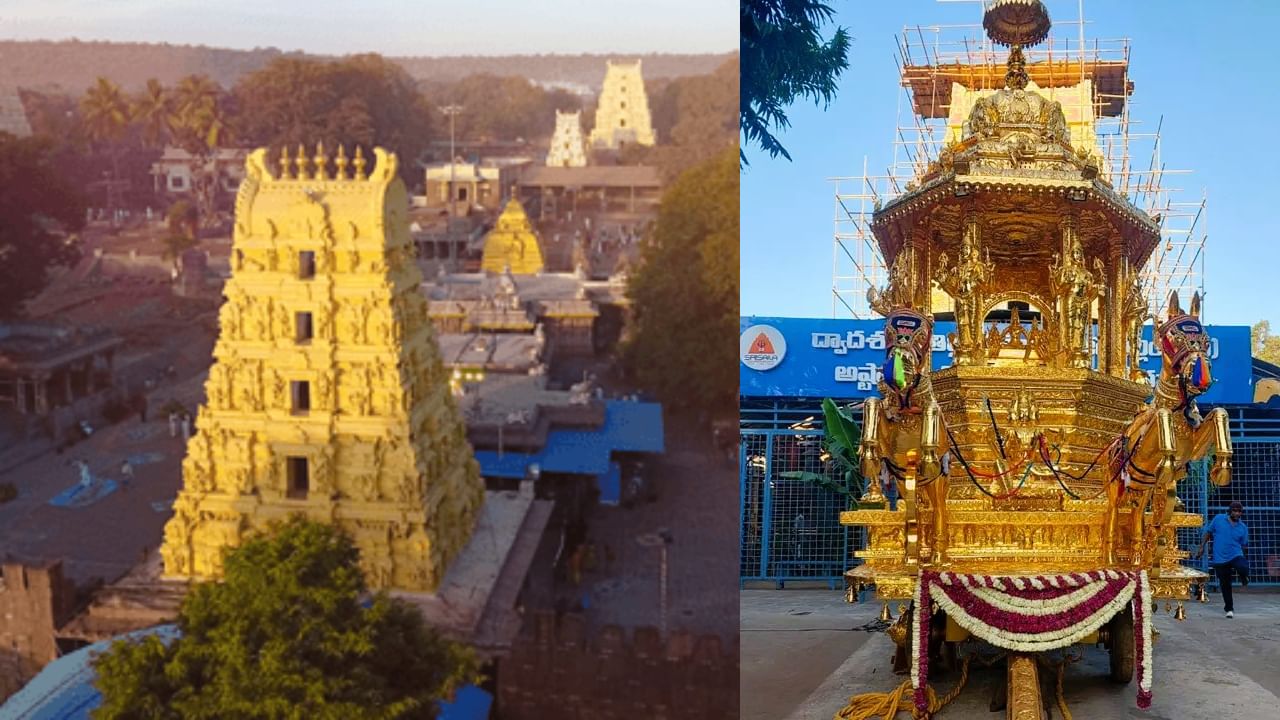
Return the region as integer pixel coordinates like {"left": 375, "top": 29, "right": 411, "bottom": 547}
{"left": 132, "top": 79, "right": 173, "bottom": 148}
{"left": 80, "top": 77, "right": 132, "bottom": 221}
{"left": 170, "top": 75, "right": 233, "bottom": 228}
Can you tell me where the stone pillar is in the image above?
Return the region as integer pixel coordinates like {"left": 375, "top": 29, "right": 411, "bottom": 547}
{"left": 33, "top": 374, "right": 49, "bottom": 414}
{"left": 14, "top": 377, "right": 28, "bottom": 414}
{"left": 85, "top": 356, "right": 96, "bottom": 395}
{"left": 62, "top": 370, "right": 73, "bottom": 406}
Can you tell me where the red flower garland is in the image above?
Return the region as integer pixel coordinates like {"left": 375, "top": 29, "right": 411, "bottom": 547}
{"left": 911, "top": 570, "right": 1151, "bottom": 714}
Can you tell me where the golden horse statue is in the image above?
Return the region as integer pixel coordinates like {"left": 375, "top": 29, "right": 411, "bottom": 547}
{"left": 1104, "top": 291, "right": 1232, "bottom": 568}
{"left": 858, "top": 307, "right": 948, "bottom": 565}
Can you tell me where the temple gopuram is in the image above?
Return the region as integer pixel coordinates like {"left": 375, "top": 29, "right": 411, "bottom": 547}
{"left": 545, "top": 110, "right": 588, "bottom": 168}
{"left": 159, "top": 145, "right": 484, "bottom": 592}
{"left": 588, "top": 60, "right": 656, "bottom": 150}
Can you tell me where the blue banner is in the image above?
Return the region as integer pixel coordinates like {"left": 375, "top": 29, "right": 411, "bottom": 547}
{"left": 740, "top": 316, "right": 1255, "bottom": 405}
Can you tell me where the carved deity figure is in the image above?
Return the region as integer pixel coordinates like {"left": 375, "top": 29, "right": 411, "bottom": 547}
{"left": 1121, "top": 270, "right": 1150, "bottom": 381}
{"left": 867, "top": 246, "right": 917, "bottom": 317}
{"left": 220, "top": 292, "right": 245, "bottom": 340}
{"left": 1049, "top": 222, "right": 1103, "bottom": 367}
{"left": 934, "top": 218, "right": 993, "bottom": 363}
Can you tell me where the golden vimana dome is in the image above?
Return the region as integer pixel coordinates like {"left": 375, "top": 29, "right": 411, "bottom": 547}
{"left": 481, "top": 197, "right": 544, "bottom": 275}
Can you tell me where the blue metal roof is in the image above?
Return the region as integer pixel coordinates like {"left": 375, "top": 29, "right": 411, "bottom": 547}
{"left": 474, "top": 400, "right": 664, "bottom": 479}
{"left": 0, "top": 625, "right": 179, "bottom": 720}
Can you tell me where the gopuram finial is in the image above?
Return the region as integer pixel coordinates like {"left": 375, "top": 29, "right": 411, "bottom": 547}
{"left": 353, "top": 146, "right": 367, "bottom": 180}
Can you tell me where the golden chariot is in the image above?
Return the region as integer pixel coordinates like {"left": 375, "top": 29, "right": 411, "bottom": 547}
{"left": 839, "top": 2, "right": 1232, "bottom": 717}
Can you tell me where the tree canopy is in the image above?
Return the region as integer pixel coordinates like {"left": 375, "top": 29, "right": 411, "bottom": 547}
{"left": 0, "top": 133, "right": 84, "bottom": 318}
{"left": 623, "top": 145, "right": 739, "bottom": 417}
{"left": 631, "top": 57, "right": 739, "bottom": 181}
{"left": 740, "top": 0, "right": 850, "bottom": 164}
{"left": 421, "top": 74, "right": 582, "bottom": 145}
{"left": 92, "top": 518, "right": 477, "bottom": 720}
{"left": 1253, "top": 321, "right": 1280, "bottom": 366}
{"left": 233, "top": 55, "right": 433, "bottom": 181}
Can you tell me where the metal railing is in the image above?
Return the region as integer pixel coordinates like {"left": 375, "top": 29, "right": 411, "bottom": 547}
{"left": 740, "top": 402, "right": 1280, "bottom": 587}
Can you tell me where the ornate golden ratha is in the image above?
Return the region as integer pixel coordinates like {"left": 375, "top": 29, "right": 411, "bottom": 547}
{"left": 841, "top": 1, "right": 1233, "bottom": 711}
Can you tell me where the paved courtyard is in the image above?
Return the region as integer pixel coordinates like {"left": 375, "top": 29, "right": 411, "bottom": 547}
{"left": 743, "top": 587, "right": 1280, "bottom": 720}
{"left": 556, "top": 411, "right": 739, "bottom": 644}
{"left": 0, "top": 372, "right": 206, "bottom": 585}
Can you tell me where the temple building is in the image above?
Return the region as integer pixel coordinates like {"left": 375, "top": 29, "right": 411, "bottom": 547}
{"left": 158, "top": 144, "right": 485, "bottom": 592}
{"left": 588, "top": 60, "right": 656, "bottom": 150}
{"left": 545, "top": 110, "right": 587, "bottom": 167}
{"left": 0, "top": 324, "right": 121, "bottom": 416}
{"left": 479, "top": 198, "right": 545, "bottom": 274}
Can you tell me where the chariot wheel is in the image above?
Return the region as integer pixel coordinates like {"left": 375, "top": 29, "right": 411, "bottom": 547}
{"left": 1106, "top": 605, "right": 1135, "bottom": 684}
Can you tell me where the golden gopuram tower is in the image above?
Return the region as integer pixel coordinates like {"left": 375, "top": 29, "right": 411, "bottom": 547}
{"left": 588, "top": 60, "right": 656, "bottom": 149}
{"left": 546, "top": 110, "right": 587, "bottom": 168}
{"left": 160, "top": 144, "right": 484, "bottom": 591}
{"left": 480, "top": 198, "right": 544, "bottom": 274}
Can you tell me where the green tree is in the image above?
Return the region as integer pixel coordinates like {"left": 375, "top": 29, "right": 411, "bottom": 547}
{"left": 93, "top": 519, "right": 477, "bottom": 719}
{"left": 234, "top": 55, "right": 433, "bottom": 186}
{"left": 0, "top": 133, "right": 85, "bottom": 318}
{"left": 424, "top": 75, "right": 581, "bottom": 144}
{"left": 740, "top": 0, "right": 850, "bottom": 163}
{"left": 169, "top": 74, "right": 234, "bottom": 228}
{"left": 628, "top": 57, "right": 739, "bottom": 181}
{"left": 623, "top": 146, "right": 739, "bottom": 417}
{"left": 1253, "top": 321, "right": 1280, "bottom": 365}
{"left": 80, "top": 76, "right": 133, "bottom": 215}
{"left": 131, "top": 78, "right": 174, "bottom": 149}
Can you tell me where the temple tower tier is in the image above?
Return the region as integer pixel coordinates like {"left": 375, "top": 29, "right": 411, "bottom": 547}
{"left": 160, "top": 144, "right": 485, "bottom": 592}
{"left": 588, "top": 60, "right": 656, "bottom": 150}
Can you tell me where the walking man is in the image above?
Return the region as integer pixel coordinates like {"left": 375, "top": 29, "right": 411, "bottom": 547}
{"left": 1195, "top": 501, "right": 1250, "bottom": 617}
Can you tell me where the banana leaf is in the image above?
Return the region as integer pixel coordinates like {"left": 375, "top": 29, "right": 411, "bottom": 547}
{"left": 777, "top": 470, "right": 855, "bottom": 499}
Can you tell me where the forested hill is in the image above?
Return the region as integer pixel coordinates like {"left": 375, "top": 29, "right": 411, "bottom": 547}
{"left": 0, "top": 40, "right": 734, "bottom": 92}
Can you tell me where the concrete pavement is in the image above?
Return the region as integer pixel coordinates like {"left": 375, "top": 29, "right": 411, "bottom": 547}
{"left": 743, "top": 587, "right": 1280, "bottom": 720}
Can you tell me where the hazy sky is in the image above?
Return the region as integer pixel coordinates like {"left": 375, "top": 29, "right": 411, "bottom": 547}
{"left": 0, "top": 0, "right": 738, "bottom": 55}
{"left": 742, "top": 0, "right": 1280, "bottom": 329}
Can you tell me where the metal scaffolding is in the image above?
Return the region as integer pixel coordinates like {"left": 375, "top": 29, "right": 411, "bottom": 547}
{"left": 832, "top": 12, "right": 1207, "bottom": 320}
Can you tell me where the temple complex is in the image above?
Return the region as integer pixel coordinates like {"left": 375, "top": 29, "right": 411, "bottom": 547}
{"left": 479, "top": 198, "right": 545, "bottom": 274}
{"left": 588, "top": 60, "right": 656, "bottom": 150}
{"left": 158, "top": 144, "right": 484, "bottom": 592}
{"left": 545, "top": 110, "right": 587, "bottom": 167}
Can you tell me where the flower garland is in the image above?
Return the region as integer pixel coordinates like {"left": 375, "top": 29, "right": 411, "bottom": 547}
{"left": 912, "top": 570, "right": 1152, "bottom": 714}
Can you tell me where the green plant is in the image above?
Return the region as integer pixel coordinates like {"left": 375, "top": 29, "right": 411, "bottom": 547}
{"left": 778, "top": 398, "right": 863, "bottom": 504}
{"left": 93, "top": 518, "right": 478, "bottom": 719}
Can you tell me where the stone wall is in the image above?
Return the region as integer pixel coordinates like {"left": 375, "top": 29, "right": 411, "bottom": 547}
{"left": 498, "top": 611, "right": 737, "bottom": 720}
{"left": 0, "top": 561, "right": 76, "bottom": 701}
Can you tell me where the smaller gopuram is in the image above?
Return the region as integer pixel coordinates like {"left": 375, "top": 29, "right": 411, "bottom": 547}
{"left": 160, "top": 144, "right": 484, "bottom": 592}
{"left": 480, "top": 198, "right": 544, "bottom": 275}
{"left": 545, "top": 110, "right": 587, "bottom": 168}
{"left": 588, "top": 60, "right": 656, "bottom": 149}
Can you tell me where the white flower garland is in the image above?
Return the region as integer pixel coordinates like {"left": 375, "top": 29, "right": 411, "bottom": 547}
{"left": 911, "top": 570, "right": 1153, "bottom": 710}
{"left": 1137, "top": 570, "right": 1153, "bottom": 699}
{"left": 967, "top": 579, "right": 1109, "bottom": 615}
{"left": 910, "top": 570, "right": 924, "bottom": 694}
{"left": 929, "top": 580, "right": 1137, "bottom": 652}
